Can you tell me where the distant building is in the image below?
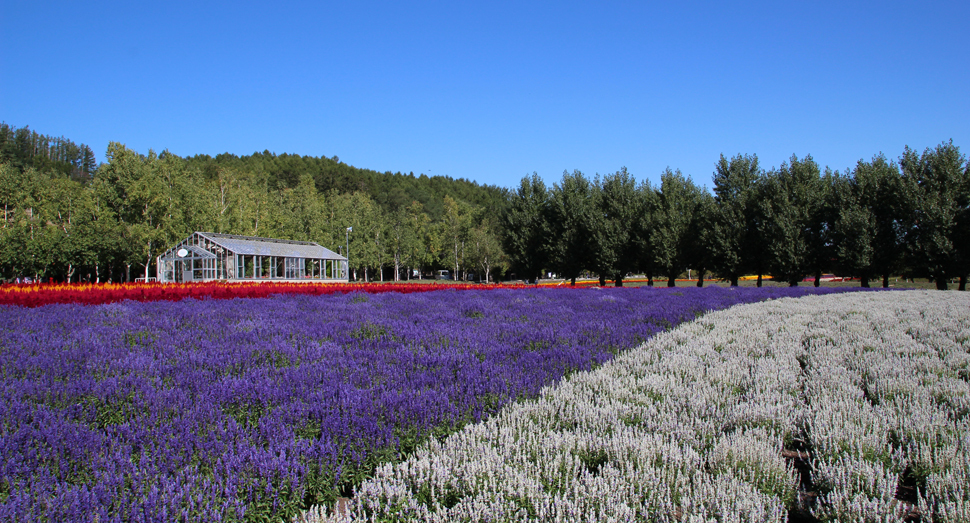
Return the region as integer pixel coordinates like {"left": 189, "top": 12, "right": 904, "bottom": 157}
{"left": 157, "top": 232, "right": 348, "bottom": 283}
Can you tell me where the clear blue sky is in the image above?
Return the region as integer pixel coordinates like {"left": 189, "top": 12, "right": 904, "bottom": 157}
{"left": 2, "top": 1, "right": 968, "bottom": 190}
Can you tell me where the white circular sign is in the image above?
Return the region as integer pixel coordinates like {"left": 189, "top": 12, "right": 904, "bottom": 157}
{"left": 177, "top": 248, "right": 189, "bottom": 257}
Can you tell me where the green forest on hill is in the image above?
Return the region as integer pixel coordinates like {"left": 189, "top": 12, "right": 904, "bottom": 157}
{"left": 2, "top": 122, "right": 968, "bottom": 289}
{"left": 0, "top": 123, "right": 508, "bottom": 283}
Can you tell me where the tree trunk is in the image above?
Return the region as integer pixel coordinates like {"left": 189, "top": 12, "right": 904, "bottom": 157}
{"left": 453, "top": 247, "right": 459, "bottom": 286}
{"left": 730, "top": 276, "right": 739, "bottom": 287}
{"left": 598, "top": 275, "right": 606, "bottom": 287}
{"left": 667, "top": 275, "right": 676, "bottom": 287}
{"left": 960, "top": 275, "right": 966, "bottom": 291}
{"left": 882, "top": 274, "right": 890, "bottom": 288}
{"left": 814, "top": 270, "right": 821, "bottom": 288}
{"left": 936, "top": 271, "right": 948, "bottom": 290}
{"left": 614, "top": 274, "right": 623, "bottom": 287}
{"left": 696, "top": 268, "right": 705, "bottom": 287}
{"left": 647, "top": 274, "right": 654, "bottom": 287}
{"left": 570, "top": 277, "right": 576, "bottom": 286}
{"left": 145, "top": 241, "right": 153, "bottom": 282}
{"left": 756, "top": 274, "right": 762, "bottom": 287}
{"left": 861, "top": 275, "right": 870, "bottom": 288}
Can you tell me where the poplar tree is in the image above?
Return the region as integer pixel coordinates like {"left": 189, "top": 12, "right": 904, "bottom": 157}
{"left": 652, "top": 168, "right": 705, "bottom": 287}
{"left": 593, "top": 167, "right": 640, "bottom": 286}
{"left": 760, "top": 155, "right": 824, "bottom": 286}
{"left": 900, "top": 140, "right": 968, "bottom": 290}
{"left": 548, "top": 170, "right": 597, "bottom": 285}
{"left": 710, "top": 154, "right": 761, "bottom": 286}
{"left": 687, "top": 191, "right": 716, "bottom": 286}
{"left": 502, "top": 173, "right": 550, "bottom": 283}
{"left": 835, "top": 154, "right": 909, "bottom": 287}
{"left": 633, "top": 180, "right": 660, "bottom": 285}
{"left": 833, "top": 172, "right": 875, "bottom": 286}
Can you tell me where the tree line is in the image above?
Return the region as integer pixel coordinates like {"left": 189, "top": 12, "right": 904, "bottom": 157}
{"left": 0, "top": 123, "right": 97, "bottom": 180}
{"left": 2, "top": 123, "right": 966, "bottom": 290}
{"left": 503, "top": 140, "right": 970, "bottom": 290}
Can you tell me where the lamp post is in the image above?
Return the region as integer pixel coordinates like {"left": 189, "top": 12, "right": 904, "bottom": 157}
{"left": 346, "top": 227, "right": 352, "bottom": 280}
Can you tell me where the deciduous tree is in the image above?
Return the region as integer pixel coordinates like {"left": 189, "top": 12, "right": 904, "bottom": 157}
{"left": 652, "top": 168, "right": 706, "bottom": 287}
{"left": 900, "top": 140, "right": 968, "bottom": 290}
{"left": 502, "top": 174, "right": 550, "bottom": 282}
{"left": 593, "top": 167, "right": 640, "bottom": 286}
{"left": 710, "top": 154, "right": 761, "bottom": 286}
{"left": 548, "top": 170, "right": 597, "bottom": 285}
{"left": 760, "top": 155, "right": 824, "bottom": 286}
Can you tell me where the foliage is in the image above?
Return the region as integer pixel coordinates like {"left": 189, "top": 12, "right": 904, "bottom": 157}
{"left": 592, "top": 167, "right": 641, "bottom": 286}
{"left": 0, "top": 123, "right": 96, "bottom": 180}
{"left": 651, "top": 168, "right": 707, "bottom": 287}
{"left": 900, "top": 140, "right": 969, "bottom": 289}
{"left": 465, "top": 208, "right": 507, "bottom": 283}
{"left": 501, "top": 174, "right": 551, "bottom": 282}
{"left": 759, "top": 155, "right": 827, "bottom": 286}
{"left": 548, "top": 170, "right": 597, "bottom": 285}
{"left": 710, "top": 153, "right": 761, "bottom": 286}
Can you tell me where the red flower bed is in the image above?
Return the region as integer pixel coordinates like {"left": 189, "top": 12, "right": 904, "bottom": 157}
{"left": 0, "top": 281, "right": 525, "bottom": 308}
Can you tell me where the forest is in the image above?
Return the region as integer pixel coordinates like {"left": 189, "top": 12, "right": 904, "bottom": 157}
{"left": 1, "top": 123, "right": 967, "bottom": 289}
{"left": 0, "top": 124, "right": 507, "bottom": 284}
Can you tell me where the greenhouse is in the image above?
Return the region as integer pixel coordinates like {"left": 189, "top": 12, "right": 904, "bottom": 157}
{"left": 157, "top": 232, "right": 348, "bottom": 283}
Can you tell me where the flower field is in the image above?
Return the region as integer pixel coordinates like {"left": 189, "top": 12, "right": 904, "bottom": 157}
{"left": 0, "top": 286, "right": 854, "bottom": 522}
{"left": 0, "top": 281, "right": 521, "bottom": 308}
{"left": 348, "top": 290, "right": 969, "bottom": 522}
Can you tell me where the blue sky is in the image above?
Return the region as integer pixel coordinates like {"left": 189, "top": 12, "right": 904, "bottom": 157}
{"left": 2, "top": 1, "right": 968, "bottom": 190}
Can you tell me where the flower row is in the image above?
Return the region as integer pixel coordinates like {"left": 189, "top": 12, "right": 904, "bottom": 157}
{"left": 0, "top": 281, "right": 522, "bottom": 308}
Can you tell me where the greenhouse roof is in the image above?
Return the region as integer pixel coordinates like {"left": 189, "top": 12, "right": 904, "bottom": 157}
{"left": 198, "top": 232, "right": 345, "bottom": 260}
{"left": 181, "top": 245, "right": 217, "bottom": 259}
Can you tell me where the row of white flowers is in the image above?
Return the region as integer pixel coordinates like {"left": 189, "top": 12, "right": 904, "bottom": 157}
{"left": 800, "top": 293, "right": 970, "bottom": 521}
{"left": 306, "top": 291, "right": 969, "bottom": 522}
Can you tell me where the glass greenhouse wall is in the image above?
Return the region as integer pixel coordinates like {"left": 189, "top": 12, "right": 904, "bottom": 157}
{"left": 157, "top": 232, "right": 348, "bottom": 283}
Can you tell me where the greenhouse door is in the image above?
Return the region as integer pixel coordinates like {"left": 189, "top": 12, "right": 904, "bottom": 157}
{"left": 178, "top": 260, "right": 193, "bottom": 282}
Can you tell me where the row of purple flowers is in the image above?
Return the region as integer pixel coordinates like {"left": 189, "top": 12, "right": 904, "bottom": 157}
{"left": 0, "top": 286, "right": 869, "bottom": 522}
